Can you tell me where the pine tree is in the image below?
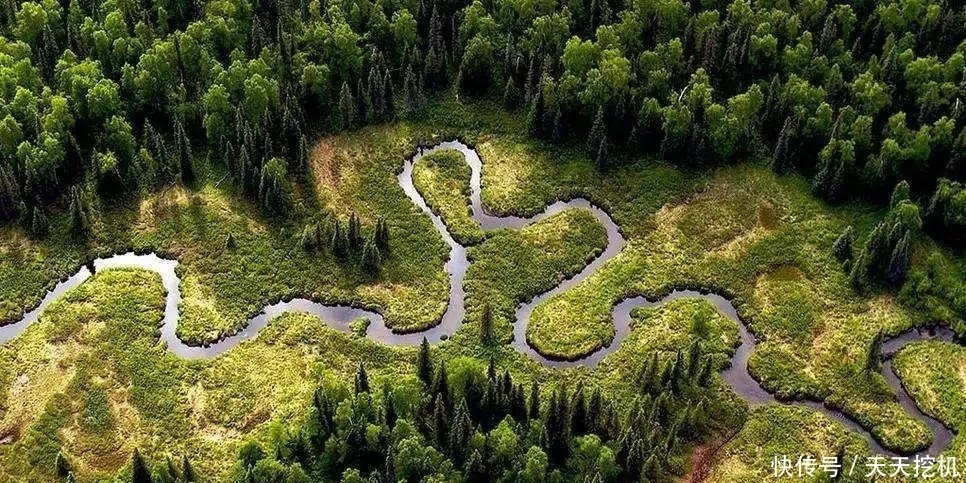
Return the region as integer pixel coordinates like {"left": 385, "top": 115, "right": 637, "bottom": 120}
{"left": 551, "top": 105, "right": 565, "bottom": 145}
{"left": 687, "top": 340, "right": 702, "bottom": 380}
{"left": 433, "top": 364, "right": 450, "bottom": 408}
{"left": 448, "top": 399, "right": 473, "bottom": 463}
{"left": 464, "top": 449, "right": 488, "bottom": 483}
{"left": 526, "top": 89, "right": 546, "bottom": 138}
{"left": 772, "top": 117, "right": 794, "bottom": 173}
{"left": 570, "top": 383, "right": 587, "bottom": 435}
{"left": 833, "top": 226, "right": 855, "bottom": 262}
{"left": 55, "top": 451, "right": 72, "bottom": 478}
{"left": 331, "top": 220, "right": 349, "bottom": 258}
{"left": 181, "top": 456, "right": 195, "bottom": 482}
{"left": 131, "top": 449, "right": 152, "bottom": 483}
{"left": 544, "top": 386, "right": 570, "bottom": 464}
{"left": 361, "top": 238, "right": 382, "bottom": 274}
{"left": 338, "top": 83, "right": 355, "bottom": 130}
{"left": 383, "top": 384, "right": 398, "bottom": 428}
{"left": 886, "top": 230, "right": 911, "bottom": 285}
{"left": 69, "top": 186, "right": 89, "bottom": 237}
{"left": 174, "top": 118, "right": 195, "bottom": 183}
{"left": 0, "top": 167, "right": 21, "bottom": 221}
{"left": 431, "top": 396, "right": 449, "bottom": 448}
{"left": 354, "top": 362, "right": 370, "bottom": 394}
{"left": 348, "top": 212, "right": 362, "bottom": 250}
{"left": 225, "top": 233, "right": 237, "bottom": 250}
{"left": 480, "top": 304, "right": 494, "bottom": 344}
{"left": 375, "top": 217, "right": 390, "bottom": 254}
{"left": 586, "top": 388, "right": 602, "bottom": 434}
{"left": 417, "top": 337, "right": 433, "bottom": 386}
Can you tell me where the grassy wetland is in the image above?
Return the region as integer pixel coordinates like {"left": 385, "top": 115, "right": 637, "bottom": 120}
{"left": 0, "top": 98, "right": 962, "bottom": 482}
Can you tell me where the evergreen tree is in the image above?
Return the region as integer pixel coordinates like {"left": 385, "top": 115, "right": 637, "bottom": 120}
{"left": 332, "top": 220, "right": 349, "bottom": 258}
{"left": 417, "top": 337, "right": 433, "bottom": 386}
{"left": 361, "top": 238, "right": 382, "bottom": 274}
{"left": 465, "top": 449, "right": 488, "bottom": 483}
{"left": 526, "top": 89, "right": 546, "bottom": 138}
{"left": 174, "top": 118, "right": 195, "bottom": 183}
{"left": 432, "top": 396, "right": 449, "bottom": 448}
{"left": 181, "top": 456, "right": 195, "bottom": 482}
{"left": 772, "top": 117, "right": 794, "bottom": 173}
{"left": 433, "top": 364, "right": 451, "bottom": 408}
{"left": 375, "top": 217, "right": 390, "bottom": 254}
{"left": 570, "top": 383, "right": 587, "bottom": 435}
{"left": 338, "top": 83, "right": 356, "bottom": 129}
{"left": 586, "top": 388, "right": 602, "bottom": 434}
{"left": 69, "top": 186, "right": 89, "bottom": 237}
{"left": 886, "top": 231, "right": 911, "bottom": 285}
{"left": 355, "top": 363, "right": 370, "bottom": 394}
{"left": 55, "top": 451, "right": 72, "bottom": 478}
{"left": 383, "top": 384, "right": 398, "bottom": 428}
{"left": 131, "top": 449, "right": 152, "bottom": 483}
{"left": 448, "top": 399, "right": 473, "bottom": 463}
{"left": 833, "top": 226, "right": 855, "bottom": 262}
{"left": 544, "top": 387, "right": 570, "bottom": 464}
{"left": 348, "top": 212, "right": 363, "bottom": 250}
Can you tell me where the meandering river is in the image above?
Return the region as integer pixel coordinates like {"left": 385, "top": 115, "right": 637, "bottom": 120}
{"left": 0, "top": 141, "right": 954, "bottom": 456}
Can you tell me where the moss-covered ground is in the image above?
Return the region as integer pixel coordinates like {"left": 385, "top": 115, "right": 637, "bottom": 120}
{"left": 0, "top": 97, "right": 964, "bottom": 480}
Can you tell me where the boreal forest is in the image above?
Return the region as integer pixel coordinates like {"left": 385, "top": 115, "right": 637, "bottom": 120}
{"left": 0, "top": 0, "right": 964, "bottom": 481}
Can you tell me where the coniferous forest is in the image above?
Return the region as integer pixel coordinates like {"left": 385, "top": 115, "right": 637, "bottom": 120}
{"left": 0, "top": 0, "right": 964, "bottom": 481}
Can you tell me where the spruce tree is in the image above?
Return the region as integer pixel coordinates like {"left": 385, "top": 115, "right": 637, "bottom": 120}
{"left": 332, "top": 220, "right": 349, "bottom": 258}
{"left": 448, "top": 399, "right": 473, "bottom": 463}
{"left": 55, "top": 451, "right": 72, "bottom": 478}
{"left": 886, "top": 231, "right": 911, "bottom": 285}
{"left": 69, "top": 186, "right": 89, "bottom": 237}
{"left": 361, "top": 238, "right": 382, "bottom": 274}
{"left": 431, "top": 396, "right": 449, "bottom": 448}
{"left": 528, "top": 380, "right": 540, "bottom": 421}
{"left": 833, "top": 226, "right": 855, "bottom": 262}
{"left": 131, "top": 448, "right": 152, "bottom": 483}
{"left": 181, "top": 456, "right": 195, "bottom": 482}
{"left": 526, "top": 89, "right": 545, "bottom": 138}
{"left": 433, "top": 364, "right": 450, "bottom": 408}
{"left": 375, "top": 217, "right": 390, "bottom": 254}
{"left": 464, "top": 449, "right": 488, "bottom": 483}
{"left": 772, "top": 117, "right": 794, "bottom": 173}
{"left": 383, "top": 384, "right": 398, "bottom": 428}
{"left": 417, "top": 337, "right": 433, "bottom": 386}
{"left": 174, "top": 118, "right": 195, "bottom": 183}
{"left": 338, "top": 83, "right": 356, "bottom": 130}
{"left": 354, "top": 362, "right": 370, "bottom": 394}
{"left": 570, "top": 383, "right": 587, "bottom": 435}
{"left": 348, "top": 212, "right": 362, "bottom": 250}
